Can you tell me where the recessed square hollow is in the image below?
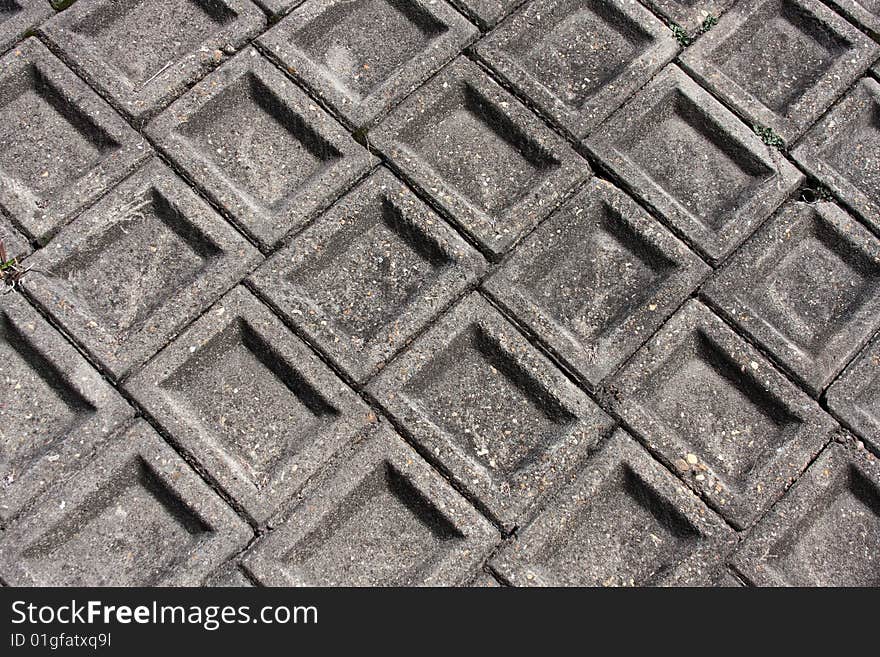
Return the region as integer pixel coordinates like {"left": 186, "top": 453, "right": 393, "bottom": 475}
{"left": 619, "top": 89, "right": 770, "bottom": 231}
{"left": 0, "top": 313, "right": 94, "bottom": 481}
{"left": 406, "top": 324, "right": 575, "bottom": 476}
{"left": 404, "top": 83, "right": 558, "bottom": 216}
{"left": 179, "top": 73, "right": 343, "bottom": 210}
{"left": 770, "top": 466, "right": 880, "bottom": 586}
{"left": 20, "top": 456, "right": 212, "bottom": 586}
{"left": 50, "top": 188, "right": 218, "bottom": 337}
{"left": 0, "top": 64, "right": 119, "bottom": 203}
{"left": 822, "top": 102, "right": 880, "bottom": 208}
{"left": 291, "top": 197, "right": 451, "bottom": 343}
{"left": 502, "top": 0, "right": 652, "bottom": 109}
{"left": 290, "top": 0, "right": 447, "bottom": 100}
{"left": 71, "top": 0, "right": 234, "bottom": 88}
{"left": 647, "top": 331, "right": 796, "bottom": 488}
{"left": 713, "top": 0, "right": 849, "bottom": 114}
{"left": 288, "top": 461, "right": 463, "bottom": 586}
{"left": 540, "top": 464, "right": 699, "bottom": 586}
{"left": 162, "top": 318, "right": 340, "bottom": 485}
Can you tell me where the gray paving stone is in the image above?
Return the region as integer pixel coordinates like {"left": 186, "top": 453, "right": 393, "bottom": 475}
{"left": 468, "top": 570, "right": 502, "bottom": 586}
{"left": 822, "top": 0, "right": 880, "bottom": 42}
{"left": 372, "top": 57, "right": 590, "bottom": 259}
{"left": 732, "top": 441, "right": 880, "bottom": 586}
{"left": 826, "top": 334, "right": 880, "bottom": 454}
{"left": 242, "top": 422, "right": 499, "bottom": 586}
{"left": 491, "top": 429, "right": 735, "bottom": 586}
{"left": 704, "top": 200, "right": 880, "bottom": 396}
{"left": 448, "top": 0, "right": 522, "bottom": 29}
{"left": 251, "top": 0, "right": 303, "bottom": 19}
{"left": 680, "top": 0, "right": 880, "bottom": 144}
{"left": 605, "top": 300, "right": 836, "bottom": 529}
{"left": 0, "top": 293, "right": 134, "bottom": 526}
{"left": 792, "top": 78, "right": 880, "bottom": 234}
{"left": 127, "top": 285, "right": 374, "bottom": 526}
{"left": 39, "top": 0, "right": 265, "bottom": 126}
{"left": 474, "top": 0, "right": 679, "bottom": 139}
{"left": 641, "top": 0, "right": 736, "bottom": 33}
{"left": 369, "top": 292, "right": 615, "bottom": 531}
{"left": 0, "top": 38, "right": 151, "bottom": 244}
{"left": 258, "top": 0, "right": 477, "bottom": 129}
{"left": 205, "top": 561, "right": 255, "bottom": 587}
{"left": 484, "top": 177, "right": 709, "bottom": 390}
{"left": 0, "top": 215, "right": 30, "bottom": 263}
{"left": 21, "top": 158, "right": 262, "bottom": 380}
{"left": 146, "top": 48, "right": 375, "bottom": 249}
{"left": 250, "top": 167, "right": 486, "bottom": 384}
{"left": 586, "top": 65, "right": 803, "bottom": 266}
{"left": 0, "top": 0, "right": 52, "bottom": 54}
{"left": 0, "top": 418, "right": 252, "bottom": 586}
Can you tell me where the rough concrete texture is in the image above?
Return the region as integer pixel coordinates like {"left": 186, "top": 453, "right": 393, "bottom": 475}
{"left": 2, "top": 0, "right": 879, "bottom": 587}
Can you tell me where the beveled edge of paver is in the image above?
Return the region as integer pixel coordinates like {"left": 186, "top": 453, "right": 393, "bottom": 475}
{"left": 826, "top": 332, "right": 880, "bottom": 454}
{"left": 371, "top": 56, "right": 591, "bottom": 260}
{"left": 205, "top": 560, "right": 255, "bottom": 587}
{"left": 0, "top": 214, "right": 31, "bottom": 262}
{"left": 368, "top": 291, "right": 615, "bottom": 531}
{"left": 249, "top": 166, "right": 487, "bottom": 384}
{"left": 640, "top": 0, "right": 736, "bottom": 33}
{"left": 703, "top": 200, "right": 880, "bottom": 396}
{"left": 491, "top": 428, "right": 736, "bottom": 586}
{"left": 258, "top": 0, "right": 478, "bottom": 129}
{"left": 21, "top": 157, "right": 262, "bottom": 381}
{"left": 242, "top": 421, "right": 500, "bottom": 586}
{"left": 584, "top": 64, "right": 803, "bottom": 266}
{"left": 0, "top": 38, "right": 152, "bottom": 244}
{"left": 792, "top": 78, "right": 880, "bottom": 234}
{"left": 679, "top": 0, "right": 880, "bottom": 144}
{"left": 0, "top": 418, "right": 252, "bottom": 586}
{"left": 251, "top": 0, "right": 305, "bottom": 19}
{"left": 605, "top": 299, "right": 837, "bottom": 530}
{"left": 731, "top": 440, "right": 880, "bottom": 586}
{"left": 474, "top": 0, "right": 680, "bottom": 140}
{"left": 146, "top": 47, "right": 376, "bottom": 250}
{"left": 0, "top": 0, "right": 53, "bottom": 54}
{"left": 483, "top": 177, "right": 710, "bottom": 390}
{"left": 40, "top": 0, "right": 266, "bottom": 126}
{"left": 0, "top": 292, "right": 134, "bottom": 526}
{"left": 821, "top": 0, "right": 880, "bottom": 41}
{"left": 126, "top": 284, "right": 375, "bottom": 527}
{"left": 446, "top": 0, "right": 526, "bottom": 30}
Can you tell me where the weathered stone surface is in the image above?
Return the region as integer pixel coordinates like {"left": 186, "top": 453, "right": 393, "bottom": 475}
{"left": 641, "top": 0, "right": 736, "bottom": 33}
{"left": 826, "top": 335, "right": 880, "bottom": 455}
{"left": 371, "top": 57, "right": 589, "bottom": 258}
{"left": 586, "top": 65, "right": 802, "bottom": 265}
{"left": 820, "top": 0, "right": 880, "bottom": 42}
{"left": 147, "top": 48, "right": 375, "bottom": 249}
{"left": 21, "top": 158, "right": 262, "bottom": 380}
{"left": 0, "top": 216, "right": 30, "bottom": 263}
{"left": 491, "top": 429, "right": 735, "bottom": 586}
{"left": 250, "top": 167, "right": 486, "bottom": 383}
{"left": 475, "top": 0, "right": 679, "bottom": 139}
{"left": 732, "top": 441, "right": 880, "bottom": 586}
{"left": 0, "top": 38, "right": 151, "bottom": 243}
{"left": 0, "top": 0, "right": 52, "bottom": 54}
{"left": 242, "top": 422, "right": 499, "bottom": 586}
{"left": 205, "top": 561, "right": 254, "bottom": 587}
{"left": 0, "top": 419, "right": 252, "bottom": 586}
{"left": 369, "top": 292, "right": 614, "bottom": 531}
{"left": 704, "top": 200, "right": 880, "bottom": 396}
{"left": 680, "top": 0, "right": 880, "bottom": 143}
{"left": 606, "top": 300, "right": 836, "bottom": 529}
{"left": 448, "top": 0, "right": 523, "bottom": 29}
{"left": 258, "top": 0, "right": 477, "bottom": 128}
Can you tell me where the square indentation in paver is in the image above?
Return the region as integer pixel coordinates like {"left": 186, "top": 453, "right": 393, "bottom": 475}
{"left": 0, "top": 0, "right": 52, "bottom": 53}
{"left": 680, "top": 0, "right": 879, "bottom": 143}
{"left": 474, "top": 0, "right": 678, "bottom": 139}
{"left": 491, "top": 429, "right": 734, "bottom": 586}
{"left": 147, "top": 48, "right": 375, "bottom": 249}
{"left": 792, "top": 78, "right": 880, "bottom": 234}
{"left": 704, "top": 200, "right": 880, "bottom": 396}
{"left": 39, "top": 0, "right": 265, "bottom": 125}
{"left": 369, "top": 292, "right": 614, "bottom": 530}
{"left": 826, "top": 336, "right": 880, "bottom": 454}
{"left": 606, "top": 300, "right": 835, "bottom": 529}
{"left": 641, "top": 0, "right": 736, "bottom": 33}
{"left": 22, "top": 159, "right": 261, "bottom": 380}
{"left": 127, "top": 286, "right": 374, "bottom": 526}
{"left": 485, "top": 178, "right": 709, "bottom": 390}
{"left": 243, "top": 423, "right": 498, "bottom": 586}
{"left": 250, "top": 167, "right": 486, "bottom": 383}
{"left": 0, "top": 419, "right": 252, "bottom": 586}
{"left": 259, "top": 0, "right": 476, "bottom": 129}
{"left": 733, "top": 443, "right": 880, "bottom": 586}
{"left": 371, "top": 57, "right": 589, "bottom": 259}
{"left": 0, "top": 293, "right": 133, "bottom": 525}
{"left": 587, "top": 65, "right": 802, "bottom": 265}
{"left": 0, "top": 38, "right": 150, "bottom": 244}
